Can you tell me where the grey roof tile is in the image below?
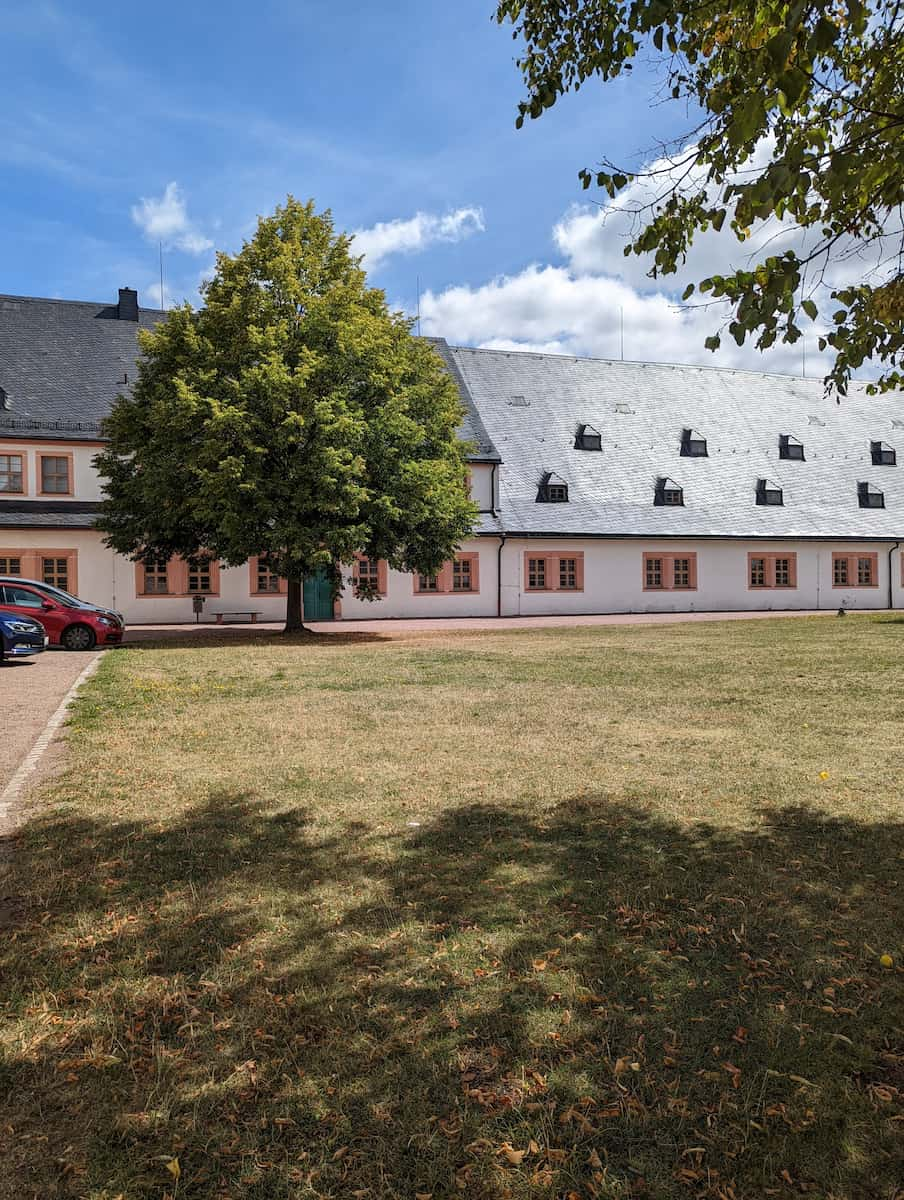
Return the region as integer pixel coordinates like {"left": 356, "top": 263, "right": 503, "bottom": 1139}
{"left": 425, "top": 338, "right": 501, "bottom": 462}
{"left": 447, "top": 345, "right": 904, "bottom": 540}
{"left": 0, "top": 294, "right": 164, "bottom": 440}
{"left": 0, "top": 500, "right": 101, "bottom": 528}
{"left": 0, "top": 301, "right": 498, "bottom": 465}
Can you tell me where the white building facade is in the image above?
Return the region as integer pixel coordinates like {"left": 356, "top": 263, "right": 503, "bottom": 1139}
{"left": 1, "top": 291, "right": 901, "bottom": 623}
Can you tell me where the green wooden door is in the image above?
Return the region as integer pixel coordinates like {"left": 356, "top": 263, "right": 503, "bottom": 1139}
{"left": 303, "top": 569, "right": 334, "bottom": 621}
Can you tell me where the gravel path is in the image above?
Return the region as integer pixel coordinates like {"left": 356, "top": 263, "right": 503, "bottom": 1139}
{"left": 0, "top": 648, "right": 101, "bottom": 794}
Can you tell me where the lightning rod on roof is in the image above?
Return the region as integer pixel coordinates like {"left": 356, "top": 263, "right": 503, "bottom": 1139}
{"left": 619, "top": 306, "right": 624, "bottom": 360}
{"left": 159, "top": 241, "right": 165, "bottom": 311}
{"left": 416, "top": 275, "right": 421, "bottom": 337}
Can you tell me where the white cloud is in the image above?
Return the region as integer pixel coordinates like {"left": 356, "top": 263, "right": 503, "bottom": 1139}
{"left": 143, "top": 281, "right": 164, "bottom": 309}
{"left": 550, "top": 138, "right": 897, "bottom": 301}
{"left": 131, "top": 181, "right": 213, "bottom": 255}
{"left": 421, "top": 262, "right": 833, "bottom": 377}
{"left": 353, "top": 206, "right": 484, "bottom": 271}
{"left": 551, "top": 139, "right": 811, "bottom": 294}
{"left": 418, "top": 141, "right": 892, "bottom": 378}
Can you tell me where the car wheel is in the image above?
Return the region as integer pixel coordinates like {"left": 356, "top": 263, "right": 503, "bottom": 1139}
{"left": 61, "top": 623, "right": 97, "bottom": 651}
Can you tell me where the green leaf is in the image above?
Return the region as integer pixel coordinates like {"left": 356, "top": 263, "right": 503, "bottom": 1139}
{"left": 95, "top": 196, "right": 479, "bottom": 613}
{"left": 500, "top": 0, "right": 904, "bottom": 394}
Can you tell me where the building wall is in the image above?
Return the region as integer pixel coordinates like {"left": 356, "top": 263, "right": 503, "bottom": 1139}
{"left": 469, "top": 462, "right": 496, "bottom": 513}
{"left": 498, "top": 537, "right": 901, "bottom": 616}
{"left": 0, "top": 527, "right": 899, "bottom": 622}
{"left": 0, "top": 440, "right": 104, "bottom": 500}
{"left": 114, "top": 554, "right": 290, "bottom": 624}
{"left": 2, "top": 436, "right": 900, "bottom": 621}
{"left": 337, "top": 538, "right": 496, "bottom": 620}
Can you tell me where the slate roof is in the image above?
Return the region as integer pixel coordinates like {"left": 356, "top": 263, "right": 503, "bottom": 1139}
{"left": 0, "top": 501, "right": 101, "bottom": 528}
{"left": 446, "top": 345, "right": 904, "bottom": 540}
{"left": 425, "top": 338, "right": 501, "bottom": 462}
{"left": 0, "top": 302, "right": 501, "bottom": 465}
{"left": 0, "top": 293, "right": 164, "bottom": 441}
{"left": 3, "top": 293, "right": 901, "bottom": 541}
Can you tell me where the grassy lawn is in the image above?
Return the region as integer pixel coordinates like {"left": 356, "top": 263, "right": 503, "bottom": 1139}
{"left": 1, "top": 616, "right": 903, "bottom": 1199}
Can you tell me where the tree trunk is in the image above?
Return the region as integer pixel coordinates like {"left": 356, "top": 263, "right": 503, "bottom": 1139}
{"left": 284, "top": 577, "right": 306, "bottom": 633}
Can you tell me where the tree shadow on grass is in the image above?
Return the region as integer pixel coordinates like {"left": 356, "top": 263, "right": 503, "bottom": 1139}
{"left": 0, "top": 793, "right": 902, "bottom": 1199}
{"left": 121, "top": 628, "right": 391, "bottom": 652}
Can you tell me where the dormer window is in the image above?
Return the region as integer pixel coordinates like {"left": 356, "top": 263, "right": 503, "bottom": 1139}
{"left": 779, "top": 435, "right": 805, "bottom": 461}
{"left": 536, "top": 472, "right": 569, "bottom": 503}
{"left": 858, "top": 481, "right": 885, "bottom": 508}
{"left": 574, "top": 424, "right": 602, "bottom": 451}
{"left": 871, "top": 441, "right": 897, "bottom": 466}
{"left": 680, "top": 429, "right": 708, "bottom": 457}
{"left": 756, "top": 479, "right": 783, "bottom": 506}
{"left": 653, "top": 477, "right": 684, "bottom": 506}
{"left": 0, "top": 386, "right": 8, "bottom": 411}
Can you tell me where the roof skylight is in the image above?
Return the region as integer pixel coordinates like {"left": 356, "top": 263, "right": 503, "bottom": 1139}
{"left": 871, "top": 440, "right": 897, "bottom": 466}
{"left": 779, "top": 434, "right": 805, "bottom": 460}
{"left": 574, "top": 423, "right": 602, "bottom": 451}
{"left": 536, "top": 471, "right": 569, "bottom": 503}
{"left": 858, "top": 481, "right": 885, "bottom": 508}
{"left": 756, "top": 479, "right": 784, "bottom": 506}
{"left": 680, "top": 429, "right": 708, "bottom": 457}
{"left": 653, "top": 477, "right": 684, "bottom": 506}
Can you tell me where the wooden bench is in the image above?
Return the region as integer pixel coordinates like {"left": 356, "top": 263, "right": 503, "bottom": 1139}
{"left": 212, "top": 611, "right": 263, "bottom": 624}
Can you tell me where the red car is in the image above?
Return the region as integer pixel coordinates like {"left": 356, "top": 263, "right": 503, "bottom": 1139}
{"left": 0, "top": 580, "right": 124, "bottom": 650}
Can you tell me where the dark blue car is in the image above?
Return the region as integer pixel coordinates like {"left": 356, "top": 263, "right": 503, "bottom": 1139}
{"left": 0, "top": 607, "right": 48, "bottom": 663}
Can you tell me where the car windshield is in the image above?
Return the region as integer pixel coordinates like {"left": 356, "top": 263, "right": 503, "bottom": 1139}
{"left": 38, "top": 585, "right": 83, "bottom": 608}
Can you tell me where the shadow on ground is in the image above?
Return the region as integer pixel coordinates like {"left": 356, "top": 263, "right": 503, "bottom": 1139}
{"left": 1, "top": 795, "right": 901, "bottom": 1198}
{"left": 120, "top": 628, "right": 391, "bottom": 652}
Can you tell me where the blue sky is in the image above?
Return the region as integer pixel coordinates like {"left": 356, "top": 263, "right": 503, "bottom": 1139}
{"left": 0, "top": 1, "right": 835, "bottom": 375}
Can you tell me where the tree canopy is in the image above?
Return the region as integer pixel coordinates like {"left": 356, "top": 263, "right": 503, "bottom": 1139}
{"left": 496, "top": 0, "right": 903, "bottom": 393}
{"left": 96, "top": 197, "right": 476, "bottom": 630}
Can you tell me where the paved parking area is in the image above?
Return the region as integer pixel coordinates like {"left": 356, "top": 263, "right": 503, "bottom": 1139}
{"left": 0, "top": 648, "right": 101, "bottom": 794}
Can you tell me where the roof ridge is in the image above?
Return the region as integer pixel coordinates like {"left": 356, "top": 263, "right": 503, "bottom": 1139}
{"left": 447, "top": 342, "right": 873, "bottom": 388}
{"left": 0, "top": 292, "right": 163, "bottom": 315}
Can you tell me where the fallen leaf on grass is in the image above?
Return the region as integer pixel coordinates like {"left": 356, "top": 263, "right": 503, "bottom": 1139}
{"left": 498, "top": 1143, "right": 527, "bottom": 1165}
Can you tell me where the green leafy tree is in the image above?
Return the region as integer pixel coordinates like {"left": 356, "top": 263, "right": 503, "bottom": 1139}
{"left": 96, "top": 198, "right": 477, "bottom": 631}
{"left": 496, "top": 0, "right": 903, "bottom": 392}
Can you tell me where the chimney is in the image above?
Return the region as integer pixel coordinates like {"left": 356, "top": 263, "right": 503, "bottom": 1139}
{"left": 117, "top": 287, "right": 139, "bottom": 321}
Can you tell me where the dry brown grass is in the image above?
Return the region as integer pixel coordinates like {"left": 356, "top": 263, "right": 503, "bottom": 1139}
{"left": 1, "top": 615, "right": 902, "bottom": 1199}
